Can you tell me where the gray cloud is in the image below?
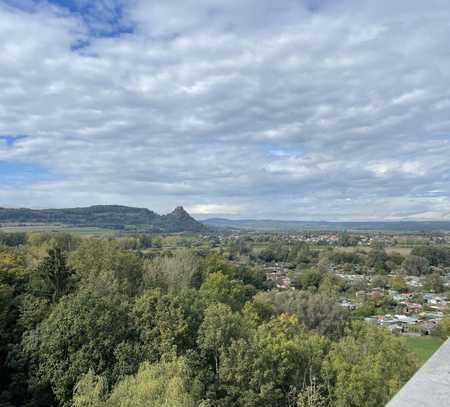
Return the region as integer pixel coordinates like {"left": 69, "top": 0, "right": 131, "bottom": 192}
{"left": 0, "top": 0, "right": 450, "bottom": 220}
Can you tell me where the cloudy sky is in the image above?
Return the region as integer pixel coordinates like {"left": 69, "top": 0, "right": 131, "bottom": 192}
{"left": 1, "top": 0, "right": 450, "bottom": 220}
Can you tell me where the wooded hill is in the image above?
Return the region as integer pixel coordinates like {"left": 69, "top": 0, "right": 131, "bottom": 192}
{"left": 0, "top": 205, "right": 207, "bottom": 233}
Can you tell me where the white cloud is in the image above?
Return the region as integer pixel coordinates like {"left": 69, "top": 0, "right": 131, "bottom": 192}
{"left": 188, "top": 204, "right": 242, "bottom": 216}
{"left": 1, "top": 0, "right": 450, "bottom": 219}
{"left": 392, "top": 89, "right": 429, "bottom": 105}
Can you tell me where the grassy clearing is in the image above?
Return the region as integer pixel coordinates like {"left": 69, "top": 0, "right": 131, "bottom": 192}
{"left": 1, "top": 224, "right": 114, "bottom": 236}
{"left": 336, "top": 246, "right": 412, "bottom": 256}
{"left": 403, "top": 336, "right": 444, "bottom": 365}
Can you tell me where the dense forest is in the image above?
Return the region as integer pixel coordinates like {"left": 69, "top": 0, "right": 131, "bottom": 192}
{"left": 0, "top": 206, "right": 207, "bottom": 233}
{"left": 0, "top": 230, "right": 423, "bottom": 407}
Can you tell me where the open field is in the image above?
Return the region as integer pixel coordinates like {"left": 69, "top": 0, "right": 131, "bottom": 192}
{"left": 336, "top": 246, "right": 413, "bottom": 256}
{"left": 0, "top": 224, "right": 115, "bottom": 236}
{"left": 403, "top": 336, "right": 444, "bottom": 365}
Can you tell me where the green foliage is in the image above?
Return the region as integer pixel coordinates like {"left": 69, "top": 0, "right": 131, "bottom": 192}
{"left": 116, "top": 234, "right": 153, "bottom": 250}
{"left": 258, "top": 243, "right": 289, "bottom": 263}
{"left": 143, "top": 250, "right": 200, "bottom": 292}
{"left": 353, "top": 301, "right": 376, "bottom": 318}
{"left": 201, "top": 253, "right": 235, "bottom": 277}
{"left": 220, "top": 314, "right": 329, "bottom": 406}
{"left": 403, "top": 336, "right": 444, "bottom": 365}
{"left": 270, "top": 290, "right": 349, "bottom": 339}
{"left": 17, "top": 294, "right": 50, "bottom": 332}
{"left": 0, "top": 205, "right": 206, "bottom": 233}
{"left": 329, "top": 251, "right": 362, "bottom": 265}
{"left": 411, "top": 245, "right": 450, "bottom": 267}
{"left": 198, "top": 303, "right": 243, "bottom": 383}
{"left": 70, "top": 239, "right": 143, "bottom": 297}
{"left": 0, "top": 231, "right": 427, "bottom": 406}
{"left": 337, "top": 232, "right": 359, "bottom": 247}
{"left": 0, "top": 250, "right": 33, "bottom": 406}
{"left": 0, "top": 232, "right": 27, "bottom": 247}
{"left": 227, "top": 239, "right": 251, "bottom": 260}
{"left": 389, "top": 275, "right": 408, "bottom": 293}
{"left": 323, "top": 324, "right": 417, "bottom": 407}
{"left": 423, "top": 272, "right": 444, "bottom": 292}
{"left": 257, "top": 242, "right": 318, "bottom": 266}
{"left": 388, "top": 251, "right": 405, "bottom": 266}
{"left": 199, "top": 272, "right": 254, "bottom": 311}
{"left": 72, "top": 370, "right": 106, "bottom": 407}
{"left": 401, "top": 255, "right": 430, "bottom": 276}
{"left": 131, "top": 289, "right": 188, "bottom": 361}
{"left": 0, "top": 248, "right": 27, "bottom": 287}
{"left": 319, "top": 273, "right": 345, "bottom": 296}
{"left": 0, "top": 283, "right": 15, "bottom": 363}
{"left": 73, "top": 358, "right": 197, "bottom": 407}
{"left": 433, "top": 317, "right": 450, "bottom": 340}
{"left": 370, "top": 274, "right": 388, "bottom": 289}
{"left": 23, "top": 289, "right": 133, "bottom": 406}
{"left": 297, "top": 380, "right": 328, "bottom": 407}
{"left": 295, "top": 269, "right": 324, "bottom": 291}
{"left": 366, "top": 248, "right": 389, "bottom": 273}
{"left": 242, "top": 292, "right": 277, "bottom": 326}
{"left": 226, "top": 264, "right": 267, "bottom": 290}
{"left": 31, "top": 248, "right": 76, "bottom": 302}
{"left": 26, "top": 232, "right": 81, "bottom": 252}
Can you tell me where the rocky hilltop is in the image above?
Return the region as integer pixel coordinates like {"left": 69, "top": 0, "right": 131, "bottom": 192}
{"left": 0, "top": 205, "right": 207, "bottom": 233}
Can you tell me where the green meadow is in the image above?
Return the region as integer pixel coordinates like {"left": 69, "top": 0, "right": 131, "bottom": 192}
{"left": 403, "top": 336, "right": 444, "bottom": 365}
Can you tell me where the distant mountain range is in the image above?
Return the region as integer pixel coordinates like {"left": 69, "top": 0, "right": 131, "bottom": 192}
{"left": 2, "top": 205, "right": 450, "bottom": 233}
{"left": 0, "top": 205, "right": 207, "bottom": 233}
{"left": 203, "top": 218, "right": 450, "bottom": 232}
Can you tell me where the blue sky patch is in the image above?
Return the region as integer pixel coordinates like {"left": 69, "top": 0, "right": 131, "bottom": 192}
{"left": 49, "top": 0, "right": 133, "bottom": 37}
{"left": 3, "top": 0, "right": 133, "bottom": 38}
{"left": 0, "top": 134, "right": 28, "bottom": 147}
{"left": 269, "top": 148, "right": 304, "bottom": 157}
{"left": 261, "top": 144, "right": 304, "bottom": 157}
{"left": 0, "top": 160, "right": 54, "bottom": 184}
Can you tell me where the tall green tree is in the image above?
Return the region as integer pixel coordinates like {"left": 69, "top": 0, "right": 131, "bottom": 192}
{"left": 434, "top": 316, "right": 450, "bottom": 340}
{"left": 323, "top": 324, "right": 416, "bottom": 407}
{"left": 199, "top": 272, "right": 255, "bottom": 311}
{"left": 401, "top": 255, "right": 430, "bottom": 276}
{"left": 23, "top": 289, "right": 134, "bottom": 406}
{"left": 73, "top": 357, "right": 198, "bottom": 407}
{"left": 269, "top": 291, "right": 349, "bottom": 339}
{"left": 70, "top": 239, "right": 143, "bottom": 297}
{"left": 33, "top": 247, "right": 75, "bottom": 302}
{"left": 131, "top": 289, "right": 188, "bottom": 361}
{"left": 198, "top": 303, "right": 243, "bottom": 386}
{"left": 423, "top": 272, "right": 444, "bottom": 292}
{"left": 220, "top": 314, "right": 329, "bottom": 407}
